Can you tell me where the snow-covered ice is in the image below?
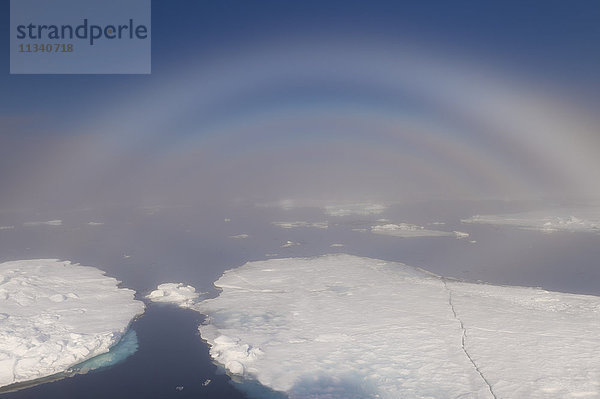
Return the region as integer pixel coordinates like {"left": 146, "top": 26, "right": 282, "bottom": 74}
{"left": 257, "top": 200, "right": 388, "bottom": 218}
{"left": 371, "top": 223, "right": 468, "bottom": 239}
{"left": 272, "top": 221, "right": 328, "bottom": 229}
{"left": 463, "top": 209, "right": 600, "bottom": 233}
{"left": 23, "top": 220, "right": 62, "bottom": 227}
{"left": 146, "top": 283, "right": 201, "bottom": 308}
{"left": 0, "top": 259, "right": 144, "bottom": 388}
{"left": 86, "top": 222, "right": 104, "bottom": 226}
{"left": 324, "top": 203, "right": 386, "bottom": 217}
{"left": 453, "top": 230, "right": 470, "bottom": 238}
{"left": 195, "top": 254, "right": 600, "bottom": 398}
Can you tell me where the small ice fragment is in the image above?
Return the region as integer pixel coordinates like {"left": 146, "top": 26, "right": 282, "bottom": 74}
{"left": 371, "top": 223, "right": 454, "bottom": 238}
{"left": 147, "top": 283, "right": 201, "bottom": 308}
{"left": 272, "top": 221, "right": 328, "bottom": 229}
{"left": 23, "top": 220, "right": 62, "bottom": 227}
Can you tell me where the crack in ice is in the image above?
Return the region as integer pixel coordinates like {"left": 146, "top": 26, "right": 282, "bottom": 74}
{"left": 196, "top": 255, "right": 600, "bottom": 398}
{"left": 443, "top": 279, "right": 497, "bottom": 399}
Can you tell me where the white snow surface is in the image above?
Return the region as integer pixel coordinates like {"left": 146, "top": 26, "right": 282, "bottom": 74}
{"left": 87, "top": 222, "right": 104, "bottom": 226}
{"left": 463, "top": 209, "right": 600, "bottom": 233}
{"left": 196, "top": 254, "right": 600, "bottom": 399}
{"left": 0, "top": 259, "right": 144, "bottom": 388}
{"left": 146, "top": 283, "right": 200, "bottom": 308}
{"left": 324, "top": 203, "right": 386, "bottom": 217}
{"left": 23, "top": 220, "right": 62, "bottom": 227}
{"left": 272, "top": 221, "right": 328, "bottom": 229}
{"left": 371, "top": 223, "right": 467, "bottom": 239}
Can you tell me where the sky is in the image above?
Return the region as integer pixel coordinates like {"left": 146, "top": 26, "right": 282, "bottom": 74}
{"left": 1, "top": 0, "right": 600, "bottom": 211}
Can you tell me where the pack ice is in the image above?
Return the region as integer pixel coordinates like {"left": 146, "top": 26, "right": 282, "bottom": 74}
{"left": 463, "top": 209, "right": 600, "bottom": 233}
{"left": 371, "top": 223, "right": 468, "bottom": 238}
{"left": 196, "top": 254, "right": 600, "bottom": 398}
{"left": 0, "top": 259, "right": 144, "bottom": 388}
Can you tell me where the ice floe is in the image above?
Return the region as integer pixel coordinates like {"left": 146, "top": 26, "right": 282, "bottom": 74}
{"left": 463, "top": 209, "right": 600, "bottom": 233}
{"left": 23, "top": 220, "right": 62, "bottom": 227}
{"left": 324, "top": 203, "right": 386, "bottom": 217}
{"left": 257, "top": 200, "right": 388, "bottom": 218}
{"left": 453, "top": 231, "right": 470, "bottom": 239}
{"left": 230, "top": 234, "right": 249, "bottom": 239}
{"left": 0, "top": 226, "right": 14, "bottom": 230}
{"left": 281, "top": 241, "right": 300, "bottom": 248}
{"left": 86, "top": 222, "right": 104, "bottom": 226}
{"left": 371, "top": 223, "right": 468, "bottom": 239}
{"left": 0, "top": 259, "right": 144, "bottom": 388}
{"left": 195, "top": 254, "right": 600, "bottom": 399}
{"left": 272, "top": 221, "right": 328, "bottom": 229}
{"left": 146, "top": 283, "right": 201, "bottom": 308}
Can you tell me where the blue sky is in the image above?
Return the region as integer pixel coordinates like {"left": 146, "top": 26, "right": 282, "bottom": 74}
{"left": 2, "top": 1, "right": 599, "bottom": 112}
{"left": 1, "top": 0, "right": 600, "bottom": 209}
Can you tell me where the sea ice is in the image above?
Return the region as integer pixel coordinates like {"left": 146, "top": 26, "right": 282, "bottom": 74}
{"left": 257, "top": 200, "right": 388, "bottom": 218}
{"left": 324, "top": 203, "right": 386, "bottom": 217}
{"left": 195, "top": 254, "right": 600, "bottom": 398}
{"left": 272, "top": 221, "right": 328, "bottom": 229}
{"left": 463, "top": 209, "right": 600, "bottom": 233}
{"left": 22, "top": 220, "right": 62, "bottom": 227}
{"left": 370, "top": 223, "right": 467, "bottom": 238}
{"left": 146, "top": 283, "right": 201, "bottom": 308}
{"left": 87, "top": 222, "right": 104, "bottom": 226}
{"left": 0, "top": 259, "right": 144, "bottom": 388}
{"left": 69, "top": 329, "right": 138, "bottom": 374}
